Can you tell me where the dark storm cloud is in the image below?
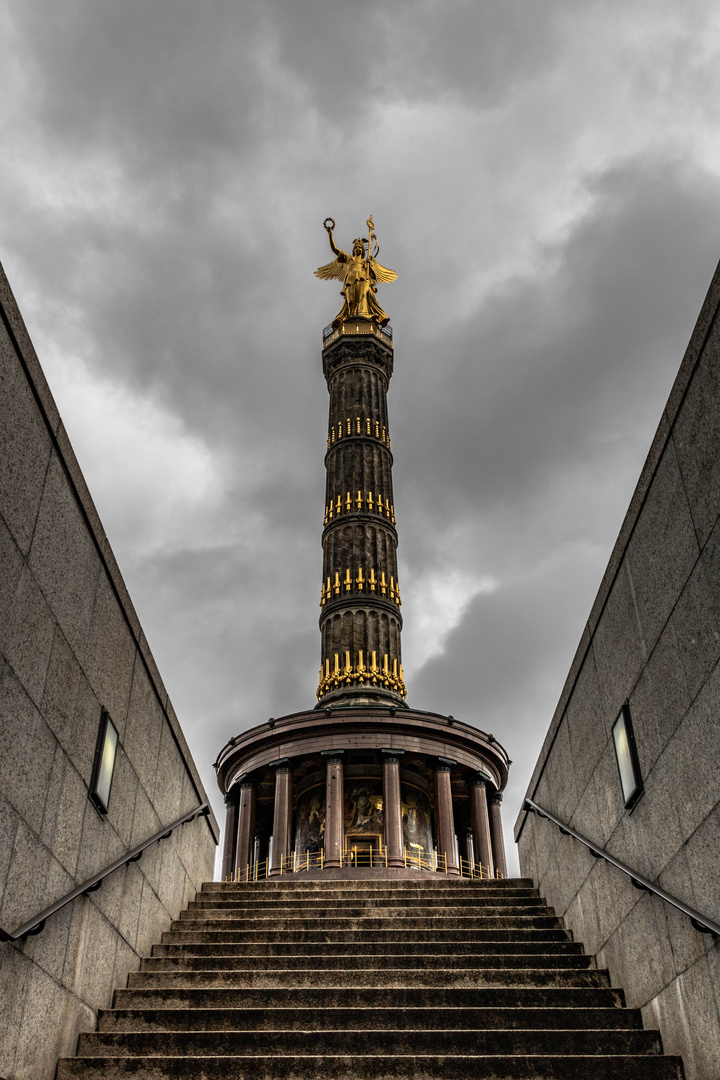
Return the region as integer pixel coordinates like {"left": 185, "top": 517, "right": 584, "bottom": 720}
{"left": 396, "top": 159, "right": 720, "bottom": 565}
{"left": 2, "top": 0, "right": 719, "bottom": 868}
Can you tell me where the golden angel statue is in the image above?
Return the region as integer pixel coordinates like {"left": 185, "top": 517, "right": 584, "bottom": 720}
{"left": 315, "top": 216, "right": 397, "bottom": 328}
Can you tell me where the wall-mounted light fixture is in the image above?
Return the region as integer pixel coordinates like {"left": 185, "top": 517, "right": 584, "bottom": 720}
{"left": 612, "top": 701, "right": 643, "bottom": 811}
{"left": 89, "top": 708, "right": 118, "bottom": 815}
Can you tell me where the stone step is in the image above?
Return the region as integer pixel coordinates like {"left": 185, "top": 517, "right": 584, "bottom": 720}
{"left": 98, "top": 1005, "right": 645, "bottom": 1033}
{"left": 152, "top": 938, "right": 585, "bottom": 958}
{"left": 173, "top": 914, "right": 563, "bottom": 930}
{"left": 200, "top": 879, "right": 537, "bottom": 892}
{"left": 125, "top": 967, "right": 610, "bottom": 991}
{"left": 140, "top": 952, "right": 594, "bottom": 972}
{"left": 77, "top": 1027, "right": 663, "bottom": 1057}
{"left": 203, "top": 891, "right": 542, "bottom": 902}
{"left": 185, "top": 904, "right": 552, "bottom": 919}
{"left": 161, "top": 927, "right": 574, "bottom": 944}
{"left": 189, "top": 896, "right": 548, "bottom": 910}
{"left": 113, "top": 986, "right": 627, "bottom": 1010}
{"left": 161, "top": 924, "right": 574, "bottom": 941}
{"left": 56, "top": 1052, "right": 684, "bottom": 1079}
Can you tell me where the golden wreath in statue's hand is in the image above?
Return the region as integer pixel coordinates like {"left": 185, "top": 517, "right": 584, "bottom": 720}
{"left": 323, "top": 218, "right": 335, "bottom": 232}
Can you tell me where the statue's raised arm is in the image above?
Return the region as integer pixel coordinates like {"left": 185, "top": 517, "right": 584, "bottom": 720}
{"left": 315, "top": 216, "right": 396, "bottom": 329}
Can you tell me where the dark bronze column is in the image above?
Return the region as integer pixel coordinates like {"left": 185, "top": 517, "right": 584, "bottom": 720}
{"left": 489, "top": 791, "right": 508, "bottom": 878}
{"left": 221, "top": 788, "right": 239, "bottom": 881}
{"left": 235, "top": 777, "right": 256, "bottom": 877}
{"left": 433, "top": 758, "right": 459, "bottom": 875}
{"left": 381, "top": 749, "right": 404, "bottom": 867}
{"left": 470, "top": 773, "right": 494, "bottom": 877}
{"left": 269, "top": 760, "right": 293, "bottom": 876}
{"left": 322, "top": 750, "right": 345, "bottom": 868}
{"left": 317, "top": 330, "right": 405, "bottom": 706}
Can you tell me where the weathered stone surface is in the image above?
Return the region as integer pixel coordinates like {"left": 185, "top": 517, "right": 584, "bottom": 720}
{"left": 0, "top": 321, "right": 53, "bottom": 556}
{"left": 518, "top": 259, "right": 720, "bottom": 1080}
{"left": 0, "top": 660, "right": 58, "bottom": 836}
{"left": 628, "top": 616, "right": 690, "bottom": 775}
{"left": 670, "top": 513, "right": 720, "bottom": 700}
{"left": 28, "top": 450, "right": 102, "bottom": 664}
{"left": 1, "top": 562, "right": 56, "bottom": 708}
{"left": 83, "top": 573, "right": 137, "bottom": 739}
{"left": 40, "top": 748, "right": 87, "bottom": 878}
{"left": 592, "top": 561, "right": 647, "bottom": 715}
{"left": 124, "top": 661, "right": 164, "bottom": 802}
{"left": 625, "top": 439, "right": 699, "bottom": 655}
{"left": 0, "top": 258, "right": 218, "bottom": 1080}
{"left": 672, "top": 330, "right": 720, "bottom": 548}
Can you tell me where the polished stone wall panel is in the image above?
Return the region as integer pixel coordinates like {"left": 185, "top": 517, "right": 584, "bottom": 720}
{"left": 0, "top": 260, "right": 218, "bottom": 1080}
{"left": 516, "top": 259, "right": 720, "bottom": 1080}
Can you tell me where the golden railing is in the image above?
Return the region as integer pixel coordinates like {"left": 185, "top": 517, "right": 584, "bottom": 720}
{"left": 322, "top": 320, "right": 393, "bottom": 349}
{"left": 228, "top": 847, "right": 503, "bottom": 883}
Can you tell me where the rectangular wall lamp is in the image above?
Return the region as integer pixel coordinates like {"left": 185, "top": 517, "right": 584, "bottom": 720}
{"left": 89, "top": 707, "right": 119, "bottom": 815}
{"left": 612, "top": 701, "right": 644, "bottom": 811}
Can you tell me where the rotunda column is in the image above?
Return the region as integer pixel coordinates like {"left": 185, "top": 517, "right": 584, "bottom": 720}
{"left": 489, "top": 790, "right": 508, "bottom": 878}
{"left": 235, "top": 777, "right": 256, "bottom": 877}
{"left": 469, "top": 773, "right": 494, "bottom": 878}
{"left": 460, "top": 827, "right": 474, "bottom": 871}
{"left": 221, "top": 787, "right": 239, "bottom": 881}
{"left": 322, "top": 750, "right": 345, "bottom": 869}
{"left": 269, "top": 759, "right": 293, "bottom": 876}
{"left": 255, "top": 831, "right": 270, "bottom": 877}
{"left": 381, "top": 749, "right": 405, "bottom": 867}
{"left": 433, "top": 757, "right": 459, "bottom": 875}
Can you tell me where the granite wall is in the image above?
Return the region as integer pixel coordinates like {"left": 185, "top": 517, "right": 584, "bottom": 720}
{"left": 0, "top": 260, "right": 219, "bottom": 1080}
{"left": 514, "top": 259, "right": 720, "bottom": 1080}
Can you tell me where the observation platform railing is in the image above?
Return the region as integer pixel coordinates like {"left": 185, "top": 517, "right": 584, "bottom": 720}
{"left": 229, "top": 846, "right": 503, "bottom": 882}
{"left": 322, "top": 320, "right": 393, "bottom": 349}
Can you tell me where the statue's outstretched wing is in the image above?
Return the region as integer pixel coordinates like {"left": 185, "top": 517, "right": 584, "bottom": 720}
{"left": 369, "top": 258, "right": 398, "bottom": 285}
{"left": 315, "top": 257, "right": 347, "bottom": 282}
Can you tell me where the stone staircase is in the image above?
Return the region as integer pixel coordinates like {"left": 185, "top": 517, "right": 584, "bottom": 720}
{"left": 56, "top": 877, "right": 684, "bottom": 1079}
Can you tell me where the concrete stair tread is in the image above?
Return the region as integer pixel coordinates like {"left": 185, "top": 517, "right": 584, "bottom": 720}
{"left": 98, "top": 1007, "right": 645, "bottom": 1032}
{"left": 176, "top": 914, "right": 561, "bottom": 924}
{"left": 201, "top": 880, "right": 537, "bottom": 889}
{"left": 127, "top": 969, "right": 609, "bottom": 989}
{"left": 161, "top": 929, "right": 575, "bottom": 943}
{"left": 152, "top": 941, "right": 586, "bottom": 955}
{"left": 77, "top": 1029, "right": 663, "bottom": 1055}
{"left": 56, "top": 1052, "right": 685, "bottom": 1079}
{"left": 113, "top": 986, "right": 627, "bottom": 1008}
{"left": 140, "top": 953, "right": 594, "bottom": 970}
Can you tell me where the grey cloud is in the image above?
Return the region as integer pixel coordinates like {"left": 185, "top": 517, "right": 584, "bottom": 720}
{"left": 394, "top": 158, "right": 720, "bottom": 574}
{"left": 2, "top": 1, "right": 720, "bottom": 868}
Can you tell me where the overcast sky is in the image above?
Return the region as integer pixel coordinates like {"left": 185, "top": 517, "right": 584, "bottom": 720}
{"left": 2, "top": 1, "right": 720, "bottom": 874}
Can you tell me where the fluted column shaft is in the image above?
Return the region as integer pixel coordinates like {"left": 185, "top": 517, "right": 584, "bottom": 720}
{"left": 323, "top": 750, "right": 345, "bottom": 868}
{"left": 269, "top": 761, "right": 292, "bottom": 876}
{"left": 489, "top": 791, "right": 507, "bottom": 878}
{"left": 470, "top": 775, "right": 494, "bottom": 877}
{"left": 235, "top": 779, "right": 256, "bottom": 876}
{"left": 382, "top": 749, "right": 404, "bottom": 867}
{"left": 318, "top": 335, "right": 404, "bottom": 704}
{"left": 434, "top": 760, "right": 459, "bottom": 875}
{"left": 221, "top": 789, "right": 238, "bottom": 881}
